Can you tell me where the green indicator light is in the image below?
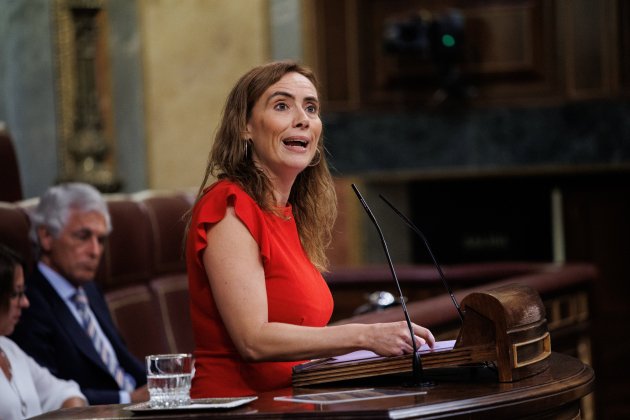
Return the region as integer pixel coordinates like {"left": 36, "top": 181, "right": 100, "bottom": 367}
{"left": 442, "top": 34, "right": 455, "bottom": 47}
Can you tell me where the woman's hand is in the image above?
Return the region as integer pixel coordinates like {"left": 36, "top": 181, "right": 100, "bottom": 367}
{"left": 61, "top": 396, "right": 87, "bottom": 408}
{"left": 365, "top": 321, "right": 435, "bottom": 357}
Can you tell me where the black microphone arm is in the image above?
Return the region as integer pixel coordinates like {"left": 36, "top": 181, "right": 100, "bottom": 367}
{"left": 351, "top": 184, "right": 429, "bottom": 386}
{"left": 379, "top": 194, "right": 465, "bottom": 324}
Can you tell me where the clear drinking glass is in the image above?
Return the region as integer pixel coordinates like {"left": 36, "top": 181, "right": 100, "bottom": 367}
{"left": 146, "top": 353, "right": 193, "bottom": 408}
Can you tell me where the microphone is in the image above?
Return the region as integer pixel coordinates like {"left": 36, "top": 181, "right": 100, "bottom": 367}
{"left": 379, "top": 194, "right": 465, "bottom": 324}
{"left": 351, "top": 184, "right": 433, "bottom": 387}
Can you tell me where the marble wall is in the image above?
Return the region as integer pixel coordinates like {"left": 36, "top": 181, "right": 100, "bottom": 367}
{"left": 324, "top": 99, "right": 630, "bottom": 177}
{"left": 0, "top": 0, "right": 147, "bottom": 197}
{"left": 139, "top": 0, "right": 270, "bottom": 191}
{"left": 0, "top": 0, "right": 58, "bottom": 198}
{"left": 0, "top": 0, "right": 274, "bottom": 197}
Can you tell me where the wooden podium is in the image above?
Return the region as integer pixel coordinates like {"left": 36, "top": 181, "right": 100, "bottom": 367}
{"left": 32, "top": 284, "right": 594, "bottom": 419}
{"left": 32, "top": 352, "right": 594, "bottom": 419}
{"left": 293, "top": 283, "right": 553, "bottom": 386}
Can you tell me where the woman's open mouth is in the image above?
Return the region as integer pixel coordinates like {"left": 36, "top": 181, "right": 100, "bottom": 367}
{"left": 282, "top": 137, "right": 309, "bottom": 150}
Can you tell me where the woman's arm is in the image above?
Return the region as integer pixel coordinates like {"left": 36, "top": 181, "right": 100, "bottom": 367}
{"left": 203, "top": 205, "right": 435, "bottom": 362}
{"left": 14, "top": 339, "right": 88, "bottom": 411}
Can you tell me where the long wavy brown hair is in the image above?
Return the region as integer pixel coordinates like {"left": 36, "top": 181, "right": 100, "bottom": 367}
{"left": 191, "top": 61, "right": 337, "bottom": 271}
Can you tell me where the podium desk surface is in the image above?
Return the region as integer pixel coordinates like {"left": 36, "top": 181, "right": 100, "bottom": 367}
{"left": 32, "top": 353, "right": 593, "bottom": 420}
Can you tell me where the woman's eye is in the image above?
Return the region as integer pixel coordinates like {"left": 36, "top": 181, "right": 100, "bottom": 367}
{"left": 306, "top": 104, "right": 318, "bottom": 113}
{"left": 274, "top": 102, "right": 288, "bottom": 111}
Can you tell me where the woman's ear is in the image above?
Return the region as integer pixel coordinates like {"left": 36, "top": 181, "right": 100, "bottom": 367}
{"left": 242, "top": 128, "right": 252, "bottom": 142}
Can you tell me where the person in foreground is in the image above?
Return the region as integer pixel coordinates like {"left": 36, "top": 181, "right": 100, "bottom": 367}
{"left": 10, "top": 183, "right": 148, "bottom": 405}
{"left": 186, "top": 60, "right": 435, "bottom": 397}
{"left": 0, "top": 244, "right": 86, "bottom": 420}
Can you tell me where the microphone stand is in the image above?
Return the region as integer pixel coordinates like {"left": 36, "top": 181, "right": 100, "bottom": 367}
{"left": 351, "top": 184, "right": 434, "bottom": 387}
{"left": 379, "top": 194, "right": 465, "bottom": 324}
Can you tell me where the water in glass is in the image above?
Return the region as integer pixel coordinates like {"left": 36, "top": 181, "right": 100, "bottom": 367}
{"left": 146, "top": 353, "right": 193, "bottom": 408}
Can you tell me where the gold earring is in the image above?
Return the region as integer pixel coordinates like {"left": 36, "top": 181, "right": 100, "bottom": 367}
{"left": 243, "top": 140, "right": 250, "bottom": 160}
{"left": 309, "top": 149, "right": 322, "bottom": 167}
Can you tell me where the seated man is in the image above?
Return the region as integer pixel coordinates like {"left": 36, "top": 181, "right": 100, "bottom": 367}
{"left": 10, "top": 183, "right": 148, "bottom": 405}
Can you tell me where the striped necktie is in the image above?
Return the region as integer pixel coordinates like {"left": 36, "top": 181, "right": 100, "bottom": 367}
{"left": 72, "top": 288, "right": 134, "bottom": 392}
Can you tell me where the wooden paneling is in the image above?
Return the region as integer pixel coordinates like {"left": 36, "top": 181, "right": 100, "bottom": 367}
{"left": 314, "top": 0, "right": 361, "bottom": 109}
{"left": 562, "top": 178, "right": 630, "bottom": 420}
{"left": 311, "top": 0, "right": 626, "bottom": 109}
{"left": 618, "top": 0, "right": 630, "bottom": 94}
{"left": 560, "top": 0, "right": 617, "bottom": 99}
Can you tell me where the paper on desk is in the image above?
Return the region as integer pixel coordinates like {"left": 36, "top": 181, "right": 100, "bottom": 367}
{"left": 293, "top": 340, "right": 457, "bottom": 372}
{"left": 274, "top": 388, "right": 427, "bottom": 404}
{"left": 331, "top": 339, "right": 456, "bottom": 363}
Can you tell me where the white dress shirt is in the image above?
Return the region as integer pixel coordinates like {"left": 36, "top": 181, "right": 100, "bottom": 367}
{"left": 0, "top": 336, "right": 85, "bottom": 420}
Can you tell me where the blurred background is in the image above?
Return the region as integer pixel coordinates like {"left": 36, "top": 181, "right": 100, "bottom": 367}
{"left": 1, "top": 0, "right": 628, "bottom": 418}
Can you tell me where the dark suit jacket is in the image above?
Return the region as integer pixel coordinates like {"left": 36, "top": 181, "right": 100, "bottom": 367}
{"left": 10, "top": 266, "right": 146, "bottom": 405}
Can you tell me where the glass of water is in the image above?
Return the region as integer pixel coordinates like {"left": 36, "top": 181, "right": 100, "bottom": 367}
{"left": 146, "top": 353, "right": 193, "bottom": 408}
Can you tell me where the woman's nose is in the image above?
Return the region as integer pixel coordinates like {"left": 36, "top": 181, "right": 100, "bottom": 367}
{"left": 294, "top": 108, "right": 310, "bottom": 128}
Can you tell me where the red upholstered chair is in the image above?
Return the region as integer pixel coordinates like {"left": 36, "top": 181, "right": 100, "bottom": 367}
{"left": 135, "top": 191, "right": 192, "bottom": 276}
{"left": 0, "top": 203, "right": 33, "bottom": 272}
{"left": 95, "top": 196, "right": 154, "bottom": 291}
{"left": 0, "top": 124, "right": 24, "bottom": 202}
{"left": 149, "top": 275, "right": 194, "bottom": 354}
{"left": 105, "top": 284, "right": 170, "bottom": 360}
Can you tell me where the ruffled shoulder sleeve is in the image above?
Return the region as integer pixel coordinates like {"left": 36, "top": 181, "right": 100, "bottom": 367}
{"left": 190, "top": 180, "right": 270, "bottom": 264}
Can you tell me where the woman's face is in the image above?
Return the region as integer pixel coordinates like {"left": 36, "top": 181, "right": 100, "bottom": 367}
{"left": 0, "top": 264, "right": 29, "bottom": 336}
{"left": 246, "top": 71, "right": 322, "bottom": 186}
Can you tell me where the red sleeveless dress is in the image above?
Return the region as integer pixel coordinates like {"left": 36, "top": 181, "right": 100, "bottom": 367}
{"left": 186, "top": 180, "right": 334, "bottom": 397}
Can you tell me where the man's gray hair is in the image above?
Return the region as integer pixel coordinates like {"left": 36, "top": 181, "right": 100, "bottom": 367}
{"left": 29, "top": 183, "right": 112, "bottom": 246}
